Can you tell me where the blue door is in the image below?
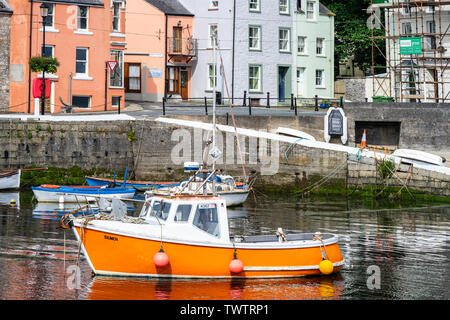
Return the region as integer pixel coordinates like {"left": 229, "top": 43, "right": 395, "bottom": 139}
{"left": 278, "top": 67, "right": 288, "bottom": 102}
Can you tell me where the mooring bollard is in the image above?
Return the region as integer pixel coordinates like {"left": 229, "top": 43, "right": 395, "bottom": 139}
{"left": 162, "top": 97, "right": 166, "bottom": 115}
{"left": 294, "top": 97, "right": 297, "bottom": 116}
{"left": 267, "top": 92, "right": 270, "bottom": 108}
{"left": 204, "top": 97, "right": 208, "bottom": 115}
{"left": 243, "top": 91, "right": 247, "bottom": 107}
{"left": 314, "top": 95, "right": 319, "bottom": 112}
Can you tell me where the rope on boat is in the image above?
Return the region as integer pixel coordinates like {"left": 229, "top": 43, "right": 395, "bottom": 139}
{"left": 313, "top": 232, "right": 330, "bottom": 260}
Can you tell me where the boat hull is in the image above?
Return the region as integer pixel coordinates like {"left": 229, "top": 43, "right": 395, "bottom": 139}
{"left": 0, "top": 170, "right": 21, "bottom": 190}
{"left": 85, "top": 176, "right": 179, "bottom": 190}
{"left": 32, "top": 186, "right": 136, "bottom": 203}
{"left": 73, "top": 225, "right": 344, "bottom": 279}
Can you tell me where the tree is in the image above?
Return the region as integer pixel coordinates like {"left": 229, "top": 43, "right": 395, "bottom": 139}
{"left": 322, "top": 0, "right": 386, "bottom": 78}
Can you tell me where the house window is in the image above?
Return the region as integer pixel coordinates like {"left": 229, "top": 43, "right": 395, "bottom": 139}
{"left": 249, "top": 0, "right": 260, "bottom": 12}
{"left": 77, "top": 6, "right": 88, "bottom": 30}
{"left": 249, "top": 65, "right": 262, "bottom": 92}
{"left": 401, "top": 22, "right": 412, "bottom": 35}
{"left": 72, "top": 96, "right": 91, "bottom": 108}
{"left": 207, "top": 64, "right": 217, "bottom": 90}
{"left": 297, "top": 0, "right": 302, "bottom": 11}
{"left": 401, "top": 5, "right": 410, "bottom": 16}
{"left": 249, "top": 26, "right": 261, "bottom": 51}
{"left": 43, "top": 4, "right": 54, "bottom": 28}
{"left": 126, "top": 63, "right": 141, "bottom": 92}
{"left": 279, "top": 28, "right": 290, "bottom": 52}
{"left": 209, "top": 24, "right": 218, "bottom": 48}
{"left": 41, "top": 45, "right": 54, "bottom": 58}
{"left": 279, "top": 0, "right": 289, "bottom": 14}
{"left": 109, "top": 49, "right": 123, "bottom": 87}
{"left": 297, "top": 36, "right": 306, "bottom": 54}
{"left": 210, "top": 0, "right": 219, "bottom": 9}
{"left": 307, "top": 1, "right": 315, "bottom": 20}
{"left": 112, "top": 96, "right": 121, "bottom": 108}
{"left": 316, "top": 38, "right": 324, "bottom": 55}
{"left": 426, "top": 21, "right": 436, "bottom": 49}
{"left": 168, "top": 67, "right": 179, "bottom": 93}
{"left": 75, "top": 48, "right": 88, "bottom": 76}
{"left": 112, "top": 1, "right": 121, "bottom": 32}
{"left": 315, "top": 69, "right": 324, "bottom": 87}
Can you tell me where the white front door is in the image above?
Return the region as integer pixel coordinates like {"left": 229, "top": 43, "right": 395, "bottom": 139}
{"left": 297, "top": 68, "right": 305, "bottom": 96}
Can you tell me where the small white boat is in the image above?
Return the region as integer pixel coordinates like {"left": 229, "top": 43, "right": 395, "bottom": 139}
{"left": 0, "top": 170, "right": 21, "bottom": 190}
{"left": 275, "top": 127, "right": 316, "bottom": 141}
{"left": 392, "top": 149, "right": 446, "bottom": 167}
{"left": 145, "top": 174, "right": 250, "bottom": 207}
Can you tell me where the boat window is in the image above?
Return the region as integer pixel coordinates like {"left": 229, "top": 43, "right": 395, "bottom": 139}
{"left": 192, "top": 203, "right": 220, "bottom": 237}
{"left": 140, "top": 201, "right": 152, "bottom": 217}
{"left": 174, "top": 204, "right": 192, "bottom": 222}
{"left": 150, "top": 201, "right": 171, "bottom": 221}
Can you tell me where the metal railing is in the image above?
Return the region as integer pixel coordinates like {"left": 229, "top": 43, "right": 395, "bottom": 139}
{"left": 167, "top": 37, "right": 198, "bottom": 57}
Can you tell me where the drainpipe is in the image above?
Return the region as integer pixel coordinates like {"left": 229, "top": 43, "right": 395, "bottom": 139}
{"left": 164, "top": 14, "right": 168, "bottom": 101}
{"left": 27, "top": 0, "right": 34, "bottom": 113}
{"left": 231, "top": 0, "right": 236, "bottom": 104}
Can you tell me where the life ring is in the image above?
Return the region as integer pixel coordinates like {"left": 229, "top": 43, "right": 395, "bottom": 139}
{"left": 40, "top": 184, "right": 60, "bottom": 189}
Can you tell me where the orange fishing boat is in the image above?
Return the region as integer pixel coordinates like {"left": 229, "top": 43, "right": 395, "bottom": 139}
{"left": 65, "top": 193, "right": 344, "bottom": 279}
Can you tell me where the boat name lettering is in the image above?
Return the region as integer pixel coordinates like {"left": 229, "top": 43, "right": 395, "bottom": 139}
{"left": 198, "top": 203, "right": 215, "bottom": 209}
{"left": 104, "top": 235, "right": 118, "bottom": 241}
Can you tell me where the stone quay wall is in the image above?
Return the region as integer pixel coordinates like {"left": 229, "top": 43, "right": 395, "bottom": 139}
{"left": 0, "top": 118, "right": 448, "bottom": 196}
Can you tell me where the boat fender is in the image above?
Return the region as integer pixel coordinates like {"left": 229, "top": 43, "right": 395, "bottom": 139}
{"left": 319, "top": 259, "right": 334, "bottom": 275}
{"left": 153, "top": 248, "right": 169, "bottom": 268}
{"left": 41, "top": 184, "right": 60, "bottom": 189}
{"left": 10, "top": 199, "right": 16, "bottom": 207}
{"left": 229, "top": 251, "right": 244, "bottom": 274}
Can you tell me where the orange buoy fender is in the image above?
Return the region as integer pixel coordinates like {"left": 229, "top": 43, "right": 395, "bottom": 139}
{"left": 153, "top": 249, "right": 169, "bottom": 268}
{"left": 229, "top": 259, "right": 244, "bottom": 274}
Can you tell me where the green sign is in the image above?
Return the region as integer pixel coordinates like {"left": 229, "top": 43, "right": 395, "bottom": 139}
{"left": 399, "top": 37, "right": 422, "bottom": 54}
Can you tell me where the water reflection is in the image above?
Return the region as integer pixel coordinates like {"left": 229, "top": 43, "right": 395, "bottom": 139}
{"left": 0, "top": 191, "right": 448, "bottom": 300}
{"left": 84, "top": 274, "right": 345, "bottom": 300}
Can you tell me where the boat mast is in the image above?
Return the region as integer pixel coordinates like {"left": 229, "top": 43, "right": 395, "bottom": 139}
{"left": 212, "top": 41, "right": 217, "bottom": 196}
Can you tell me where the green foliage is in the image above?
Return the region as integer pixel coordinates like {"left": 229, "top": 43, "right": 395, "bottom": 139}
{"left": 321, "top": 0, "right": 386, "bottom": 76}
{"left": 127, "top": 131, "right": 137, "bottom": 142}
{"left": 29, "top": 56, "right": 60, "bottom": 74}
{"left": 377, "top": 158, "right": 396, "bottom": 179}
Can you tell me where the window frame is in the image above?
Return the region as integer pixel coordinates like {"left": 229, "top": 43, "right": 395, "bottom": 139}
{"left": 173, "top": 204, "right": 193, "bottom": 223}
{"left": 209, "top": 0, "right": 219, "bottom": 10}
{"left": 71, "top": 95, "right": 91, "bottom": 109}
{"left": 192, "top": 203, "right": 221, "bottom": 237}
{"left": 248, "top": 64, "right": 262, "bottom": 93}
{"left": 306, "top": 1, "right": 315, "bottom": 20}
{"left": 316, "top": 37, "right": 325, "bottom": 56}
{"left": 208, "top": 24, "right": 218, "bottom": 48}
{"left": 41, "top": 45, "right": 54, "bottom": 58}
{"left": 109, "top": 49, "right": 124, "bottom": 88}
{"left": 207, "top": 63, "right": 217, "bottom": 91}
{"left": 249, "top": 0, "right": 261, "bottom": 12}
{"left": 297, "top": 36, "right": 307, "bottom": 55}
{"left": 75, "top": 47, "right": 88, "bottom": 76}
{"left": 77, "top": 5, "right": 89, "bottom": 31}
{"left": 315, "top": 69, "right": 324, "bottom": 87}
{"left": 112, "top": 1, "right": 121, "bottom": 32}
{"left": 248, "top": 25, "right": 262, "bottom": 51}
{"left": 279, "top": 0, "right": 290, "bottom": 15}
{"left": 278, "top": 27, "right": 291, "bottom": 53}
{"left": 43, "top": 3, "right": 55, "bottom": 28}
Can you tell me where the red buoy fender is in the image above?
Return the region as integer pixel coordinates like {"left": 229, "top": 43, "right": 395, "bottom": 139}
{"left": 229, "top": 259, "right": 244, "bottom": 274}
{"left": 153, "top": 250, "right": 169, "bottom": 268}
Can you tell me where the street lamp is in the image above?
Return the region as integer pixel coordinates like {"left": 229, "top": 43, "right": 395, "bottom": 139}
{"left": 40, "top": 3, "right": 49, "bottom": 115}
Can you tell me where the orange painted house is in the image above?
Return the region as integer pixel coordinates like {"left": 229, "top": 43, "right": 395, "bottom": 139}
{"left": 124, "top": 0, "right": 195, "bottom": 102}
{"left": 9, "top": 0, "right": 127, "bottom": 114}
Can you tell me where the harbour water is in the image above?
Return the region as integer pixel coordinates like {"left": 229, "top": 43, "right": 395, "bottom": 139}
{"left": 0, "top": 191, "right": 448, "bottom": 300}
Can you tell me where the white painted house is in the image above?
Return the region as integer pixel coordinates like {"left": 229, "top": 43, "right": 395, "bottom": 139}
{"left": 179, "top": 0, "right": 335, "bottom": 106}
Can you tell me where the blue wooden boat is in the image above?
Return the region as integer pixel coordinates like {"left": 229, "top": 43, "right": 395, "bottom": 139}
{"left": 31, "top": 184, "right": 136, "bottom": 203}
{"left": 85, "top": 176, "right": 180, "bottom": 190}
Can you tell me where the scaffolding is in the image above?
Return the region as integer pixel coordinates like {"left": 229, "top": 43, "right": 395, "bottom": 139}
{"left": 370, "top": 0, "right": 450, "bottom": 102}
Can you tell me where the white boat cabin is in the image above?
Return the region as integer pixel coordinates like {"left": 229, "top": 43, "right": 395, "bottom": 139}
{"left": 139, "top": 195, "right": 230, "bottom": 244}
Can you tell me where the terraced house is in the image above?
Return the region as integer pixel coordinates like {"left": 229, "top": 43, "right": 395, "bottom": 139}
{"left": 178, "top": 0, "right": 334, "bottom": 105}
{"left": 9, "top": 0, "right": 127, "bottom": 114}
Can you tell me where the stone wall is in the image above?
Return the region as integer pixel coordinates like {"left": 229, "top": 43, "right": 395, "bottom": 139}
{"left": 0, "top": 118, "right": 448, "bottom": 195}
{"left": 0, "top": 12, "right": 11, "bottom": 113}
{"left": 344, "top": 102, "right": 450, "bottom": 159}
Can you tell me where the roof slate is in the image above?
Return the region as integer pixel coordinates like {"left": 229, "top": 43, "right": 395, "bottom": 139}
{"left": 144, "top": 0, "right": 193, "bottom": 16}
